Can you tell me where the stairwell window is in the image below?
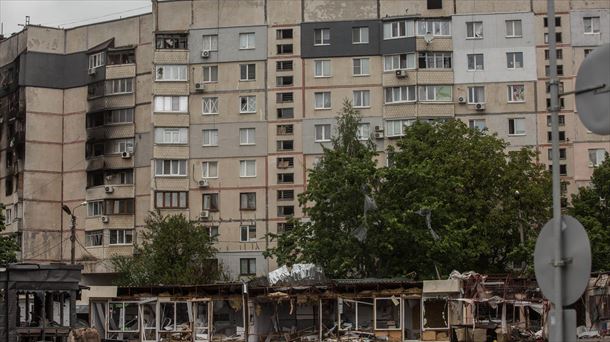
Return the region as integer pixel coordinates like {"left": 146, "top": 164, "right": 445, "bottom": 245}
{"left": 506, "top": 52, "right": 524, "bottom": 69}
{"left": 508, "top": 118, "right": 526, "bottom": 136}
{"left": 466, "top": 21, "right": 484, "bottom": 39}
{"left": 239, "top": 32, "right": 255, "bottom": 49}
{"left": 508, "top": 85, "right": 525, "bottom": 102}
{"left": 467, "top": 86, "right": 485, "bottom": 104}
{"left": 240, "top": 160, "right": 256, "bottom": 177}
{"left": 314, "top": 28, "right": 330, "bottom": 45}
{"left": 240, "top": 96, "right": 257, "bottom": 113}
{"left": 155, "top": 160, "right": 187, "bottom": 176}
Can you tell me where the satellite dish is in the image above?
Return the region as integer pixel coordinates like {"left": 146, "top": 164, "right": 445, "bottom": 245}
{"left": 424, "top": 32, "right": 434, "bottom": 44}
{"left": 575, "top": 43, "right": 610, "bottom": 135}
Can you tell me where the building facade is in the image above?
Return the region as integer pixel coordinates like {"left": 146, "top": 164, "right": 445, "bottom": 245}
{"left": 1, "top": 0, "right": 609, "bottom": 287}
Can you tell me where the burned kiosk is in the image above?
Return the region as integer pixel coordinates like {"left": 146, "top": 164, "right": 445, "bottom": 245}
{"left": 0, "top": 263, "right": 83, "bottom": 342}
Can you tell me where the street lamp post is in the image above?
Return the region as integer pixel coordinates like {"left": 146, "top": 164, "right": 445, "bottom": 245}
{"left": 61, "top": 202, "right": 87, "bottom": 264}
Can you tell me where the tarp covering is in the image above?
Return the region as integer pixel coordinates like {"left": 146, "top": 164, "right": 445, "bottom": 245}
{"left": 268, "top": 264, "right": 326, "bottom": 286}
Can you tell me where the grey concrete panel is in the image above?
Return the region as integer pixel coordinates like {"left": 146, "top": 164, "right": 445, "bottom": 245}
{"left": 570, "top": 10, "right": 610, "bottom": 47}
{"left": 18, "top": 51, "right": 89, "bottom": 89}
{"left": 134, "top": 131, "right": 153, "bottom": 167}
{"left": 302, "top": 116, "right": 384, "bottom": 154}
{"left": 379, "top": 36, "right": 416, "bottom": 55}
{"left": 301, "top": 20, "right": 383, "bottom": 58}
{"left": 190, "top": 122, "right": 268, "bottom": 158}
{"left": 188, "top": 26, "right": 268, "bottom": 64}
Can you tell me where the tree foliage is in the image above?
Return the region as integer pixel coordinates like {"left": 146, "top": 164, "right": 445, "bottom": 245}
{"left": 569, "top": 154, "right": 610, "bottom": 272}
{"left": 0, "top": 204, "right": 19, "bottom": 265}
{"left": 267, "top": 108, "right": 553, "bottom": 279}
{"left": 113, "top": 213, "right": 223, "bottom": 285}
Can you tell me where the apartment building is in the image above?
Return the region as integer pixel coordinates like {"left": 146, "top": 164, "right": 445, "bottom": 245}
{"left": 1, "top": 0, "right": 609, "bottom": 288}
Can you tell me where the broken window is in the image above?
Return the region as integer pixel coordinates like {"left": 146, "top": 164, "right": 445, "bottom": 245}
{"left": 141, "top": 302, "right": 157, "bottom": 342}
{"left": 212, "top": 299, "right": 244, "bottom": 339}
{"left": 320, "top": 299, "right": 338, "bottom": 337}
{"left": 194, "top": 302, "right": 210, "bottom": 342}
{"left": 339, "top": 298, "right": 373, "bottom": 332}
{"left": 160, "top": 301, "right": 190, "bottom": 332}
{"left": 375, "top": 297, "right": 401, "bottom": 330}
{"left": 108, "top": 301, "right": 139, "bottom": 340}
{"left": 422, "top": 297, "right": 448, "bottom": 330}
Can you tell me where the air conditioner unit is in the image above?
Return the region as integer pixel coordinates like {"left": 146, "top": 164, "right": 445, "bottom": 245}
{"left": 458, "top": 96, "right": 467, "bottom": 104}
{"left": 374, "top": 131, "right": 385, "bottom": 139}
{"left": 195, "top": 83, "right": 205, "bottom": 92}
{"left": 475, "top": 103, "right": 486, "bottom": 111}
{"left": 88, "top": 68, "right": 96, "bottom": 76}
{"left": 201, "top": 50, "right": 211, "bottom": 58}
{"left": 121, "top": 151, "right": 132, "bottom": 159}
{"left": 101, "top": 216, "right": 110, "bottom": 223}
{"left": 198, "top": 179, "right": 209, "bottom": 188}
{"left": 374, "top": 126, "right": 384, "bottom": 132}
{"left": 200, "top": 210, "right": 210, "bottom": 220}
{"left": 395, "top": 70, "right": 407, "bottom": 78}
{"left": 104, "top": 186, "right": 114, "bottom": 193}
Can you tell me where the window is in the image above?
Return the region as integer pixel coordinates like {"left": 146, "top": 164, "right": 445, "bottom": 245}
{"left": 467, "top": 86, "right": 485, "bottom": 104}
{"left": 202, "top": 193, "right": 219, "bottom": 211}
{"left": 240, "top": 225, "right": 256, "bottom": 242}
{"left": 277, "top": 190, "right": 295, "bottom": 201}
{"left": 240, "top": 64, "right": 256, "bottom": 81}
{"left": 202, "top": 34, "right": 218, "bottom": 51}
{"left": 156, "top": 65, "right": 187, "bottom": 81}
{"left": 277, "top": 140, "right": 294, "bottom": 151}
{"left": 469, "top": 119, "right": 486, "bottom": 130}
{"left": 155, "top": 160, "right": 187, "bottom": 176}
{"left": 544, "top": 17, "right": 561, "bottom": 27}
{"left": 240, "top": 193, "right": 256, "bottom": 210}
{"left": 240, "top": 96, "right": 257, "bottom": 113}
{"left": 547, "top": 148, "right": 567, "bottom": 160}
{"left": 240, "top": 128, "right": 256, "bottom": 145}
{"left": 155, "top": 191, "right": 188, "bottom": 208}
{"left": 109, "top": 229, "right": 133, "bottom": 245}
{"left": 418, "top": 85, "right": 452, "bottom": 102}
{"left": 88, "top": 52, "right": 105, "bottom": 70}
{"left": 156, "top": 33, "right": 188, "bottom": 49}
{"left": 202, "top": 161, "right": 218, "bottom": 178}
{"left": 466, "top": 21, "right": 484, "bottom": 38}
{"left": 545, "top": 49, "right": 563, "bottom": 60}
{"left": 87, "top": 201, "right": 104, "bottom": 217}
{"left": 508, "top": 118, "right": 526, "bottom": 135}
{"left": 106, "top": 139, "right": 134, "bottom": 154}
{"left": 277, "top": 76, "right": 293, "bottom": 86}
{"left": 427, "top": 0, "right": 443, "bottom": 9}
{"left": 277, "top": 205, "right": 295, "bottom": 217}
{"left": 107, "top": 49, "right": 135, "bottom": 65}
{"left": 353, "top": 58, "right": 370, "bottom": 76}
{"left": 202, "top": 97, "right": 219, "bottom": 114}
{"left": 386, "top": 119, "right": 414, "bottom": 137}
{"left": 278, "top": 222, "right": 294, "bottom": 233}
{"left": 508, "top": 84, "right": 525, "bottom": 102}
{"left": 105, "top": 78, "right": 133, "bottom": 95}
{"left": 276, "top": 60, "right": 293, "bottom": 71}
{"left": 584, "top": 48, "right": 593, "bottom": 57}
{"left": 584, "top": 16, "right": 601, "bottom": 34}
{"left": 352, "top": 27, "right": 369, "bottom": 44}
{"left": 239, "top": 33, "right": 255, "bottom": 49}
{"left": 277, "top": 44, "right": 293, "bottom": 54}
{"left": 589, "top": 149, "right": 607, "bottom": 166}
{"left": 277, "top": 173, "right": 294, "bottom": 183}
{"left": 315, "top": 124, "right": 331, "bottom": 142}
{"left": 277, "top": 108, "right": 294, "bottom": 119}
{"left": 314, "top": 60, "right": 331, "bottom": 77}
{"left": 384, "top": 86, "right": 416, "bottom": 104}
{"left": 506, "top": 52, "right": 524, "bottom": 69}
{"left": 240, "top": 258, "right": 256, "bottom": 275}
{"left": 202, "top": 129, "right": 219, "bottom": 146}
{"left": 154, "top": 96, "right": 188, "bottom": 112}
{"left": 117, "top": 170, "right": 134, "bottom": 185}
{"left": 203, "top": 65, "right": 218, "bottom": 83}
{"left": 277, "top": 124, "right": 294, "bottom": 135}
{"left": 418, "top": 52, "right": 452, "bottom": 69}
{"left": 314, "top": 28, "right": 330, "bottom": 45}
{"left": 547, "top": 130, "right": 566, "bottom": 142}
{"left": 105, "top": 108, "right": 134, "bottom": 124}
{"left": 105, "top": 199, "right": 135, "bottom": 215}
{"left": 467, "top": 54, "right": 484, "bottom": 70}
{"left": 546, "top": 97, "right": 565, "bottom": 109}
{"left": 384, "top": 53, "right": 416, "bottom": 71}
{"left": 85, "top": 230, "right": 103, "bottom": 247}
{"left": 383, "top": 20, "right": 414, "bottom": 39}
{"left": 277, "top": 157, "right": 294, "bottom": 169}
{"left": 353, "top": 90, "right": 370, "bottom": 108}
{"left": 550, "top": 164, "right": 568, "bottom": 176}
{"left": 544, "top": 32, "right": 562, "bottom": 43}
{"left": 416, "top": 19, "right": 450, "bottom": 36}
{"left": 505, "top": 20, "right": 522, "bottom": 37}
{"left": 240, "top": 160, "right": 256, "bottom": 177}
{"left": 277, "top": 29, "right": 293, "bottom": 39}
{"left": 315, "top": 92, "right": 331, "bottom": 109}
{"left": 375, "top": 298, "right": 401, "bottom": 330}
{"left": 277, "top": 92, "right": 294, "bottom": 103}
{"left": 155, "top": 128, "right": 188, "bottom": 144}
{"left": 546, "top": 114, "right": 565, "bottom": 126}
{"left": 206, "top": 226, "right": 219, "bottom": 238}
{"left": 357, "top": 123, "right": 370, "bottom": 140}
{"left": 545, "top": 65, "right": 564, "bottom": 76}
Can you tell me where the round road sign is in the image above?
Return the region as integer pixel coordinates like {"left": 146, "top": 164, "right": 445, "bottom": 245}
{"left": 575, "top": 43, "right": 610, "bottom": 135}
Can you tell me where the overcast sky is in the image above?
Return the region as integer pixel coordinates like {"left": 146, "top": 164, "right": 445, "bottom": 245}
{"left": 0, "top": 0, "right": 152, "bottom": 36}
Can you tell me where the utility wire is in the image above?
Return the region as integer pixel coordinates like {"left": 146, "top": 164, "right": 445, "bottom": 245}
{"left": 40, "top": 4, "right": 151, "bottom": 28}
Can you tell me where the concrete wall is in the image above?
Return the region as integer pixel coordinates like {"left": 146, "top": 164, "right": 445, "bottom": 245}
{"left": 190, "top": 122, "right": 269, "bottom": 158}
{"left": 570, "top": 9, "right": 610, "bottom": 47}
{"left": 189, "top": 26, "right": 268, "bottom": 64}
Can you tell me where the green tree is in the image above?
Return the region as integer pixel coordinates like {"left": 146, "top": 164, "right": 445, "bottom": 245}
{"left": 112, "top": 212, "right": 222, "bottom": 285}
{"left": 378, "top": 120, "right": 552, "bottom": 278}
{"left": 265, "top": 100, "right": 380, "bottom": 278}
{"left": 569, "top": 154, "right": 610, "bottom": 271}
{"left": 0, "top": 204, "right": 19, "bottom": 265}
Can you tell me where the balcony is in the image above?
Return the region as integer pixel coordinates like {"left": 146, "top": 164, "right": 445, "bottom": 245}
{"left": 86, "top": 184, "right": 134, "bottom": 201}
{"left": 86, "top": 154, "right": 134, "bottom": 171}
{"left": 105, "top": 64, "right": 136, "bottom": 80}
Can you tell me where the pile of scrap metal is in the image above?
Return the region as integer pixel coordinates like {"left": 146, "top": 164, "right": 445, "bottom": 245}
{"left": 577, "top": 273, "right": 610, "bottom": 339}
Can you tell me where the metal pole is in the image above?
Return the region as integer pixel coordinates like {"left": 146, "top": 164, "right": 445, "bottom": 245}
{"left": 547, "top": 0, "right": 564, "bottom": 340}
{"left": 70, "top": 214, "right": 76, "bottom": 264}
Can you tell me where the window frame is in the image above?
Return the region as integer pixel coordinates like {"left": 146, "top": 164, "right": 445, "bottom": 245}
{"left": 352, "top": 58, "right": 370, "bottom": 76}
{"left": 154, "top": 127, "right": 188, "bottom": 145}
{"left": 467, "top": 86, "right": 486, "bottom": 104}
{"left": 384, "top": 86, "right": 416, "bottom": 104}
{"left": 352, "top": 26, "right": 370, "bottom": 44}
{"left": 584, "top": 16, "right": 601, "bottom": 34}
{"left": 154, "top": 159, "right": 187, "bottom": 177}
{"left": 588, "top": 148, "right": 607, "bottom": 167}
{"left": 353, "top": 90, "right": 371, "bottom": 108}
{"left": 239, "top": 32, "right": 256, "bottom": 50}
{"left": 507, "top": 84, "right": 525, "bottom": 103}
{"left": 505, "top": 20, "right": 522, "bottom": 38}
{"left": 466, "top": 21, "right": 484, "bottom": 39}
{"left": 467, "top": 53, "right": 484, "bottom": 71}
{"left": 314, "top": 59, "right": 331, "bottom": 78}
{"left": 506, "top": 52, "right": 524, "bottom": 69}
{"left": 109, "top": 229, "right": 134, "bottom": 245}
{"left": 314, "top": 28, "right": 331, "bottom": 46}
{"left": 418, "top": 85, "right": 452, "bottom": 102}
{"left": 154, "top": 96, "right": 188, "bottom": 113}
{"left": 202, "top": 161, "right": 219, "bottom": 179}
{"left": 240, "top": 160, "right": 257, "bottom": 178}
{"left": 469, "top": 119, "right": 487, "bottom": 131}
{"left": 155, "top": 191, "right": 188, "bottom": 209}
{"left": 239, "top": 128, "right": 256, "bottom": 146}
{"left": 239, "top": 63, "right": 256, "bottom": 81}
{"left": 239, "top": 95, "right": 257, "bottom": 114}
{"left": 202, "top": 129, "right": 219, "bottom": 147}
{"left": 314, "top": 92, "right": 332, "bottom": 110}
{"left": 314, "top": 124, "right": 332, "bottom": 142}
{"left": 202, "top": 34, "right": 218, "bottom": 51}
{"left": 85, "top": 230, "right": 104, "bottom": 247}
{"left": 383, "top": 53, "right": 416, "bottom": 71}
{"left": 202, "top": 97, "right": 219, "bottom": 115}
{"left": 240, "top": 258, "right": 256, "bottom": 275}
{"left": 240, "top": 192, "right": 257, "bottom": 210}
{"left": 508, "top": 118, "right": 526, "bottom": 136}
{"left": 418, "top": 52, "right": 452, "bottom": 69}
{"left": 240, "top": 225, "right": 257, "bottom": 242}
{"left": 88, "top": 52, "right": 105, "bottom": 70}
{"left": 202, "top": 193, "right": 220, "bottom": 211}
{"left": 155, "top": 65, "right": 188, "bottom": 82}
{"left": 385, "top": 119, "right": 414, "bottom": 137}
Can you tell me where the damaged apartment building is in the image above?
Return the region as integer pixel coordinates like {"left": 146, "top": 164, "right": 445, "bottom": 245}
{"left": 1, "top": 0, "right": 609, "bottom": 299}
